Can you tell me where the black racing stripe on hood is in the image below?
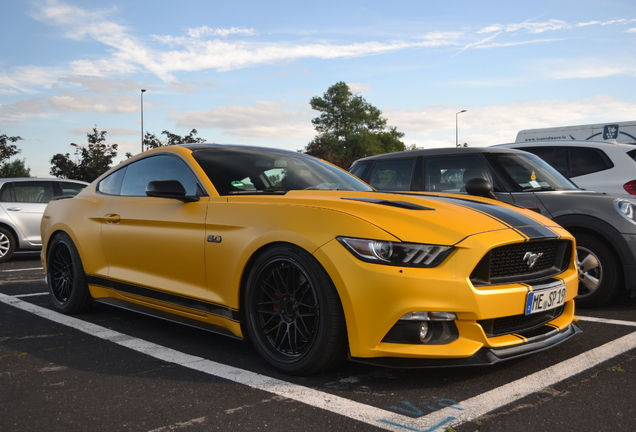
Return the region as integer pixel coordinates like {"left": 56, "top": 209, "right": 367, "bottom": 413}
{"left": 390, "top": 193, "right": 559, "bottom": 240}
{"left": 515, "top": 225, "right": 559, "bottom": 239}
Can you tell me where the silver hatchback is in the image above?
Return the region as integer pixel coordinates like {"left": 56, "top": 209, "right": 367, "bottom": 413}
{"left": 0, "top": 178, "right": 88, "bottom": 262}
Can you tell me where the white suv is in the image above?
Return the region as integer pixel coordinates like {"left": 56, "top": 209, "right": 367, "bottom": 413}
{"left": 498, "top": 140, "right": 636, "bottom": 197}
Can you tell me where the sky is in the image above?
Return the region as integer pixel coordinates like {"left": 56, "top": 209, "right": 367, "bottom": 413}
{"left": 1, "top": 0, "right": 636, "bottom": 177}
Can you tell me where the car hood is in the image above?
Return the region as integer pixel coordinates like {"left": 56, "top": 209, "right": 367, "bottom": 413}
{"left": 229, "top": 190, "right": 562, "bottom": 245}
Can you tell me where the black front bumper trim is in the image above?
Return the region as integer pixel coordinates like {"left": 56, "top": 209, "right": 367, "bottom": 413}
{"left": 350, "top": 322, "right": 581, "bottom": 369}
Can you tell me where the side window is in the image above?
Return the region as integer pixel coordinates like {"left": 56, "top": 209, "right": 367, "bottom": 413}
{"left": 424, "top": 156, "right": 492, "bottom": 192}
{"left": 98, "top": 167, "right": 126, "bottom": 195}
{"left": 349, "top": 160, "right": 372, "bottom": 181}
{"left": 0, "top": 183, "right": 15, "bottom": 202}
{"left": 2, "top": 181, "right": 56, "bottom": 203}
{"left": 120, "top": 155, "right": 200, "bottom": 197}
{"left": 367, "top": 159, "right": 415, "bottom": 191}
{"left": 568, "top": 148, "right": 614, "bottom": 177}
{"left": 519, "top": 147, "right": 568, "bottom": 177}
{"left": 58, "top": 181, "right": 87, "bottom": 197}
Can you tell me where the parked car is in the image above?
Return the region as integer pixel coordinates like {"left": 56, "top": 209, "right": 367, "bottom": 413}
{"left": 498, "top": 140, "right": 636, "bottom": 197}
{"left": 0, "top": 178, "right": 88, "bottom": 262}
{"left": 350, "top": 147, "right": 636, "bottom": 307}
{"left": 41, "top": 144, "right": 579, "bottom": 375}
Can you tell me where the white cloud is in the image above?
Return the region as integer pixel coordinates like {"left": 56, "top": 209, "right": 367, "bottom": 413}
{"left": 49, "top": 92, "right": 141, "bottom": 114}
{"left": 478, "top": 19, "right": 570, "bottom": 34}
{"left": 169, "top": 100, "right": 315, "bottom": 140}
{"left": 0, "top": 92, "right": 143, "bottom": 122}
{"left": 546, "top": 60, "right": 636, "bottom": 79}
{"left": 27, "top": 1, "right": 459, "bottom": 83}
{"left": 0, "top": 66, "right": 66, "bottom": 94}
{"left": 348, "top": 83, "right": 371, "bottom": 93}
{"left": 475, "top": 38, "right": 560, "bottom": 49}
{"left": 386, "top": 95, "right": 636, "bottom": 148}
{"left": 187, "top": 26, "right": 256, "bottom": 38}
{"left": 0, "top": 98, "right": 52, "bottom": 122}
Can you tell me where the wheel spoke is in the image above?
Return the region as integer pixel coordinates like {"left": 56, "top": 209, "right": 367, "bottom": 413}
{"left": 579, "top": 253, "right": 599, "bottom": 273}
{"left": 253, "top": 257, "right": 320, "bottom": 357}
{"left": 50, "top": 242, "right": 74, "bottom": 303}
{"left": 579, "top": 273, "right": 600, "bottom": 293}
{"left": 0, "top": 234, "right": 9, "bottom": 256}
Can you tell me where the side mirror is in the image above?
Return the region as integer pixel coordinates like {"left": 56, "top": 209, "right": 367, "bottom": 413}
{"left": 146, "top": 180, "right": 199, "bottom": 202}
{"left": 465, "top": 178, "right": 497, "bottom": 200}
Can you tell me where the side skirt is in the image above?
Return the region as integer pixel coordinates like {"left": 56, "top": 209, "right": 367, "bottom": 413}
{"left": 95, "top": 296, "right": 243, "bottom": 340}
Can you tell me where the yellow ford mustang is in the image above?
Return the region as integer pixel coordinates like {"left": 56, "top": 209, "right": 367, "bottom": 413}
{"left": 41, "top": 144, "right": 580, "bottom": 375}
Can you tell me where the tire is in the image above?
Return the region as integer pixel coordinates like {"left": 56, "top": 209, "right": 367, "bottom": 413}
{"left": 47, "top": 232, "right": 93, "bottom": 314}
{"left": 0, "top": 226, "right": 16, "bottom": 263}
{"left": 574, "top": 232, "right": 620, "bottom": 308}
{"left": 243, "top": 245, "right": 348, "bottom": 375}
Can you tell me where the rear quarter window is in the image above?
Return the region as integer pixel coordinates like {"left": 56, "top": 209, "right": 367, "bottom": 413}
{"left": 568, "top": 148, "right": 614, "bottom": 177}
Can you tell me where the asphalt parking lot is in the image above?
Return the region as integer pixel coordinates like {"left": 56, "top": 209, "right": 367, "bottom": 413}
{"left": 2, "top": 252, "right": 636, "bottom": 432}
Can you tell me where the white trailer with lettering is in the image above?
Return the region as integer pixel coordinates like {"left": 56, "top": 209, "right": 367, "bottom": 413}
{"left": 516, "top": 121, "right": 636, "bottom": 144}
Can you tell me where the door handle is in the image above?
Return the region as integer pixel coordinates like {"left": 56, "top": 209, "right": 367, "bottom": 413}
{"left": 104, "top": 214, "right": 121, "bottom": 224}
{"left": 7, "top": 207, "right": 21, "bottom": 211}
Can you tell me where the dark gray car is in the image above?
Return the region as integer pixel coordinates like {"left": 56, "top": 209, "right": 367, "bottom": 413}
{"left": 350, "top": 147, "right": 636, "bottom": 307}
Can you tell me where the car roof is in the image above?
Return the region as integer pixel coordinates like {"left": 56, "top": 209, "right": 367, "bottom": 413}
{"left": 353, "top": 146, "right": 531, "bottom": 162}
{"left": 499, "top": 140, "right": 636, "bottom": 151}
{"left": 0, "top": 178, "right": 89, "bottom": 184}
{"left": 180, "top": 143, "right": 302, "bottom": 156}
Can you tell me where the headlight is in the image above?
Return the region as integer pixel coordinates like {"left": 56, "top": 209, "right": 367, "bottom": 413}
{"left": 337, "top": 237, "right": 453, "bottom": 268}
{"left": 614, "top": 198, "right": 636, "bottom": 224}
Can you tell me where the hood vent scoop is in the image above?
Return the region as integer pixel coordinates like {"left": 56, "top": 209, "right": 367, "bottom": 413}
{"left": 342, "top": 197, "right": 434, "bottom": 211}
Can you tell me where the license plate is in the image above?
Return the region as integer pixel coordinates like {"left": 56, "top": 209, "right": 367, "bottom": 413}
{"left": 525, "top": 284, "right": 566, "bottom": 315}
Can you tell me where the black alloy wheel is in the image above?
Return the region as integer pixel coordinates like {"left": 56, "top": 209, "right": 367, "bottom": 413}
{"left": 243, "top": 245, "right": 347, "bottom": 375}
{"left": 48, "top": 232, "right": 92, "bottom": 314}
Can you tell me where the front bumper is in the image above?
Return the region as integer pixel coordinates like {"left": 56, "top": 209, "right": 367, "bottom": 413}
{"left": 314, "top": 226, "right": 579, "bottom": 360}
{"left": 351, "top": 321, "right": 581, "bottom": 368}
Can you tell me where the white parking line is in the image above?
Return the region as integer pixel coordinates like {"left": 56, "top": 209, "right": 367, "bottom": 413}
{"left": 576, "top": 315, "right": 636, "bottom": 327}
{"left": 1, "top": 292, "right": 635, "bottom": 432}
{"left": 0, "top": 267, "right": 43, "bottom": 272}
{"left": 14, "top": 292, "right": 48, "bottom": 298}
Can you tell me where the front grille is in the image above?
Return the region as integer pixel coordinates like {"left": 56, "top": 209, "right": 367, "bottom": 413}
{"left": 470, "top": 239, "right": 571, "bottom": 286}
{"left": 479, "top": 305, "right": 564, "bottom": 337}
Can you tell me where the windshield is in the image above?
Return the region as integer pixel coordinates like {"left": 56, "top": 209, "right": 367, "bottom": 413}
{"left": 192, "top": 147, "right": 373, "bottom": 196}
{"left": 493, "top": 152, "right": 579, "bottom": 191}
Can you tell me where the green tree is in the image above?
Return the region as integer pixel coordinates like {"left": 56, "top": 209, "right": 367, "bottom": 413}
{"left": 50, "top": 127, "right": 118, "bottom": 182}
{"left": 0, "top": 132, "right": 23, "bottom": 164}
{"left": 302, "top": 81, "right": 405, "bottom": 168}
{"left": 126, "top": 129, "right": 207, "bottom": 158}
{"left": 0, "top": 159, "right": 31, "bottom": 178}
{"left": 144, "top": 128, "right": 206, "bottom": 149}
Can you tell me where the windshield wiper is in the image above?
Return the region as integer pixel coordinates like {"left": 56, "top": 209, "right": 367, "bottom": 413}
{"left": 522, "top": 186, "right": 557, "bottom": 191}
{"left": 228, "top": 188, "right": 288, "bottom": 195}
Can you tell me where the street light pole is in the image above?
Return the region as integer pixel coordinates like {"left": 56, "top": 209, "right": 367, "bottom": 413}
{"left": 141, "top": 89, "right": 146, "bottom": 152}
{"left": 456, "top": 109, "right": 467, "bottom": 147}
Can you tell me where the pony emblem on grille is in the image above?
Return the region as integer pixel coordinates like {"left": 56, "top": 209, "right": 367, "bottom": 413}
{"left": 523, "top": 251, "right": 544, "bottom": 268}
